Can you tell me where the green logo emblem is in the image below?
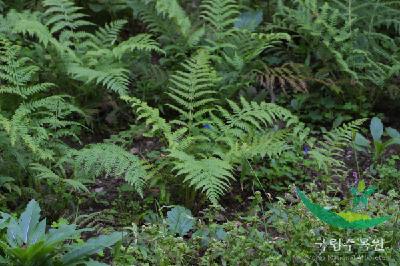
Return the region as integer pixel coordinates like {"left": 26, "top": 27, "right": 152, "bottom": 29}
{"left": 297, "top": 179, "right": 391, "bottom": 229}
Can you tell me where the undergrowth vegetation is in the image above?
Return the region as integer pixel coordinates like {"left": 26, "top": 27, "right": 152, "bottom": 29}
{"left": 0, "top": 0, "right": 399, "bottom": 265}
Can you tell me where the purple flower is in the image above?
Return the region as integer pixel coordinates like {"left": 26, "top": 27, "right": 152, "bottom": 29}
{"left": 303, "top": 146, "right": 309, "bottom": 155}
{"left": 203, "top": 124, "right": 212, "bottom": 130}
{"left": 352, "top": 171, "right": 359, "bottom": 185}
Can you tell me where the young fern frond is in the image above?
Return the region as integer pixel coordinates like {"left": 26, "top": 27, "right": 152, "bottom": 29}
{"left": 0, "top": 40, "right": 84, "bottom": 161}
{"left": 167, "top": 50, "right": 220, "bottom": 129}
{"left": 128, "top": 0, "right": 192, "bottom": 37}
{"left": 123, "top": 95, "right": 199, "bottom": 154}
{"left": 43, "top": 0, "right": 93, "bottom": 34}
{"left": 67, "top": 65, "right": 130, "bottom": 95}
{"left": 0, "top": 39, "right": 54, "bottom": 99}
{"left": 309, "top": 119, "right": 367, "bottom": 176}
{"left": 170, "top": 150, "right": 234, "bottom": 206}
{"left": 69, "top": 143, "right": 148, "bottom": 197}
{"left": 153, "top": 0, "right": 192, "bottom": 37}
{"left": 29, "top": 163, "right": 89, "bottom": 192}
{"left": 92, "top": 20, "right": 127, "bottom": 48}
{"left": 112, "top": 34, "right": 163, "bottom": 59}
{"left": 214, "top": 96, "right": 298, "bottom": 137}
{"left": 201, "top": 0, "right": 240, "bottom": 43}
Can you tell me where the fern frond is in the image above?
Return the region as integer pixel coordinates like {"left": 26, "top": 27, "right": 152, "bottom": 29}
{"left": 13, "top": 18, "right": 54, "bottom": 47}
{"left": 112, "top": 34, "right": 163, "bottom": 59}
{"left": 170, "top": 150, "right": 233, "bottom": 205}
{"left": 257, "top": 63, "right": 308, "bottom": 98}
{"left": 122, "top": 95, "right": 173, "bottom": 141}
{"left": 43, "top": 0, "right": 93, "bottom": 34}
{"left": 154, "top": 0, "right": 192, "bottom": 37}
{"left": 69, "top": 143, "right": 148, "bottom": 197}
{"left": 68, "top": 64, "right": 129, "bottom": 95}
{"left": 201, "top": 0, "right": 239, "bottom": 42}
{"left": 3, "top": 95, "right": 83, "bottom": 160}
{"left": 227, "top": 32, "right": 290, "bottom": 63}
{"left": 30, "top": 163, "right": 89, "bottom": 192}
{"left": 225, "top": 130, "right": 291, "bottom": 163}
{"left": 309, "top": 119, "right": 367, "bottom": 176}
{"left": 214, "top": 96, "right": 297, "bottom": 138}
{"left": 92, "top": 19, "right": 127, "bottom": 47}
{"left": 167, "top": 50, "right": 220, "bottom": 128}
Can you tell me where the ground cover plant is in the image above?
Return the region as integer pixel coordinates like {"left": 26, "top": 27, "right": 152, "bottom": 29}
{"left": 0, "top": 0, "right": 399, "bottom": 265}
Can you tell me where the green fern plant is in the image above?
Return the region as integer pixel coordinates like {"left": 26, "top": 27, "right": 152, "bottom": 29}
{"left": 272, "top": 0, "right": 400, "bottom": 91}
{"left": 6, "top": 1, "right": 162, "bottom": 97}
{"left": 170, "top": 150, "right": 234, "bottom": 206}
{"left": 0, "top": 39, "right": 83, "bottom": 161}
{"left": 67, "top": 143, "right": 148, "bottom": 197}
{"left": 43, "top": 0, "right": 94, "bottom": 34}
{"left": 201, "top": 0, "right": 240, "bottom": 48}
{"left": 309, "top": 119, "right": 367, "bottom": 176}
{"left": 122, "top": 51, "right": 301, "bottom": 204}
{"left": 167, "top": 50, "right": 220, "bottom": 130}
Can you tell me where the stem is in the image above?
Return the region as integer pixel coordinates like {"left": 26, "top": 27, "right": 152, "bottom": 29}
{"left": 246, "top": 159, "right": 267, "bottom": 196}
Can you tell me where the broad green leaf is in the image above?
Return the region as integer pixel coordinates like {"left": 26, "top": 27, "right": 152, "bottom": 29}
{"left": 61, "top": 232, "right": 124, "bottom": 264}
{"left": 19, "top": 199, "right": 41, "bottom": 244}
{"left": 354, "top": 133, "right": 370, "bottom": 147}
{"left": 370, "top": 117, "right": 383, "bottom": 141}
{"left": 84, "top": 260, "right": 109, "bottom": 266}
{"left": 46, "top": 224, "right": 82, "bottom": 245}
{"left": 166, "top": 206, "right": 195, "bottom": 236}
{"left": 386, "top": 138, "right": 400, "bottom": 146}
{"left": 29, "top": 219, "right": 46, "bottom": 245}
{"left": 386, "top": 127, "right": 400, "bottom": 138}
{"left": 215, "top": 227, "right": 227, "bottom": 241}
{"left": 0, "top": 213, "right": 10, "bottom": 230}
{"left": 7, "top": 218, "right": 23, "bottom": 247}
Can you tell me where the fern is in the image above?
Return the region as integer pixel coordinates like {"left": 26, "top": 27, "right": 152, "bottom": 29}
{"left": 226, "top": 32, "right": 290, "bottom": 64}
{"left": 69, "top": 143, "right": 148, "bottom": 197}
{"left": 201, "top": 0, "right": 240, "bottom": 45}
{"left": 309, "top": 119, "right": 367, "bottom": 176}
{"left": 29, "top": 163, "right": 89, "bottom": 192}
{"left": 43, "top": 0, "right": 93, "bottom": 34}
{"left": 214, "top": 96, "right": 298, "bottom": 137}
{"left": 13, "top": 15, "right": 54, "bottom": 47}
{"left": 0, "top": 39, "right": 53, "bottom": 99}
{"left": 170, "top": 150, "right": 234, "bottom": 206}
{"left": 0, "top": 39, "right": 83, "bottom": 161}
{"left": 256, "top": 63, "right": 308, "bottom": 101}
{"left": 91, "top": 19, "right": 127, "bottom": 48}
{"left": 127, "top": 0, "right": 193, "bottom": 39}
{"left": 153, "top": 0, "right": 192, "bottom": 37}
{"left": 68, "top": 65, "right": 130, "bottom": 95}
{"left": 167, "top": 50, "right": 220, "bottom": 129}
{"left": 112, "top": 34, "right": 163, "bottom": 59}
{"left": 273, "top": 0, "right": 399, "bottom": 89}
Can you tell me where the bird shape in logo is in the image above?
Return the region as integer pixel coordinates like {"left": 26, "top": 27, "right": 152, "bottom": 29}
{"left": 296, "top": 181, "right": 391, "bottom": 230}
